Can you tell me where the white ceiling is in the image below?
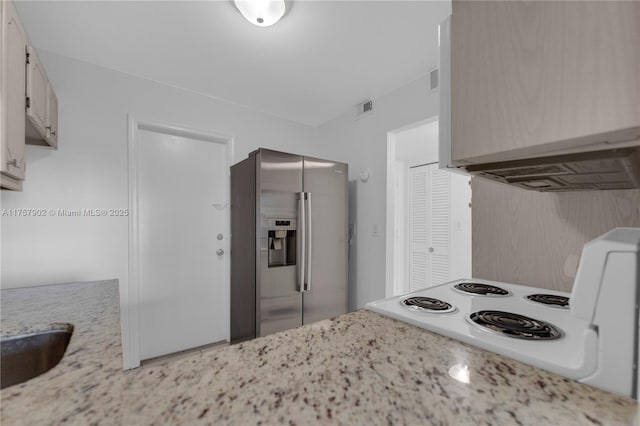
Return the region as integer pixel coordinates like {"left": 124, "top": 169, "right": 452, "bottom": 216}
{"left": 15, "top": 1, "right": 450, "bottom": 127}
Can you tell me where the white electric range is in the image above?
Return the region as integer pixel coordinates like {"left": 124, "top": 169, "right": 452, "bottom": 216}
{"left": 366, "top": 228, "right": 640, "bottom": 399}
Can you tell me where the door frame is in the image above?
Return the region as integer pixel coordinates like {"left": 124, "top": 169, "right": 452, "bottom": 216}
{"left": 385, "top": 116, "right": 438, "bottom": 298}
{"left": 126, "top": 115, "right": 234, "bottom": 369}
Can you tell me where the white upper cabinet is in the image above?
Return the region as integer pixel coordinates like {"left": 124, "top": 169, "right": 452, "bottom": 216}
{"left": 25, "top": 45, "right": 57, "bottom": 148}
{"left": 450, "top": 1, "right": 640, "bottom": 165}
{"left": 26, "top": 45, "right": 48, "bottom": 139}
{"left": 46, "top": 82, "right": 58, "bottom": 148}
{"left": 1, "top": 0, "right": 59, "bottom": 190}
{"left": 0, "top": 0, "right": 27, "bottom": 186}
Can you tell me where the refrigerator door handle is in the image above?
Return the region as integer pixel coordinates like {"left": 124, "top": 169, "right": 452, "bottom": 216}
{"left": 305, "top": 192, "right": 312, "bottom": 292}
{"left": 298, "top": 192, "right": 306, "bottom": 292}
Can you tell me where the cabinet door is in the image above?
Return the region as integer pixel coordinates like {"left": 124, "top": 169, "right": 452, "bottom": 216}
{"left": 26, "top": 45, "right": 48, "bottom": 138}
{"left": 0, "top": 0, "right": 27, "bottom": 181}
{"left": 451, "top": 1, "right": 640, "bottom": 164}
{"left": 45, "top": 82, "right": 58, "bottom": 148}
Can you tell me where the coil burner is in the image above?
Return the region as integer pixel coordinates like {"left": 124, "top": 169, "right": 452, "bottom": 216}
{"left": 526, "top": 294, "right": 570, "bottom": 309}
{"left": 468, "top": 310, "right": 562, "bottom": 340}
{"left": 402, "top": 296, "right": 455, "bottom": 314}
{"left": 453, "top": 282, "right": 510, "bottom": 296}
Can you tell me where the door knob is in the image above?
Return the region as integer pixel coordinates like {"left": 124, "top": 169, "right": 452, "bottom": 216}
{"left": 216, "top": 249, "right": 224, "bottom": 256}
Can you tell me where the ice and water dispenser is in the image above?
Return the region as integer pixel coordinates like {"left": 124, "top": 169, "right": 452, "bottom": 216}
{"left": 267, "top": 219, "right": 296, "bottom": 267}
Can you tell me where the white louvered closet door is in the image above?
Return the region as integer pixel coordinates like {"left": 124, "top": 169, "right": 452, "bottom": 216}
{"left": 408, "top": 166, "right": 428, "bottom": 292}
{"left": 428, "top": 166, "right": 451, "bottom": 286}
{"left": 408, "top": 164, "right": 451, "bottom": 292}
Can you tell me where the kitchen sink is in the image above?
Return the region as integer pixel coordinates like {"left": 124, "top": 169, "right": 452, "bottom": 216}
{"left": 1, "top": 326, "right": 73, "bottom": 389}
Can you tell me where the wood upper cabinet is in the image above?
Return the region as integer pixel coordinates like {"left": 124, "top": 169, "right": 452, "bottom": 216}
{"left": 450, "top": 1, "right": 640, "bottom": 165}
{"left": 0, "top": 0, "right": 27, "bottom": 185}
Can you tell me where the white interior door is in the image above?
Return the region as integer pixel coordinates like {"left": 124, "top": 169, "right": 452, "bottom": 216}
{"left": 408, "top": 163, "right": 452, "bottom": 291}
{"left": 137, "top": 128, "right": 228, "bottom": 360}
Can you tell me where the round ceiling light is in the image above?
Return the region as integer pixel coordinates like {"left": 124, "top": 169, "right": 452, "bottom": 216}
{"left": 234, "top": 0, "right": 286, "bottom": 27}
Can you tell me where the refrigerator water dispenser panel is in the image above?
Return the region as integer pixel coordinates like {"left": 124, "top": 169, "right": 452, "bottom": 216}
{"left": 267, "top": 218, "right": 297, "bottom": 267}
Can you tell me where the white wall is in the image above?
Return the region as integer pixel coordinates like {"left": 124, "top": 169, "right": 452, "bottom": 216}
{"left": 449, "top": 173, "right": 472, "bottom": 281}
{"left": 0, "top": 51, "right": 318, "bottom": 366}
{"left": 315, "top": 76, "right": 440, "bottom": 310}
{"left": 394, "top": 120, "right": 439, "bottom": 162}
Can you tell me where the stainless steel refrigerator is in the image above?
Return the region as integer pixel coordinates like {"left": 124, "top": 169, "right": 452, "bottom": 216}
{"left": 230, "top": 148, "right": 348, "bottom": 343}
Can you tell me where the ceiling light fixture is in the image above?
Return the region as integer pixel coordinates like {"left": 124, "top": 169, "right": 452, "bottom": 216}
{"left": 234, "top": 0, "right": 286, "bottom": 27}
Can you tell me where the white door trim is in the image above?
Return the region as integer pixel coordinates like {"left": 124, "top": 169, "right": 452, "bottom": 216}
{"left": 385, "top": 133, "right": 397, "bottom": 298}
{"left": 385, "top": 116, "right": 438, "bottom": 298}
{"left": 126, "top": 115, "right": 234, "bottom": 369}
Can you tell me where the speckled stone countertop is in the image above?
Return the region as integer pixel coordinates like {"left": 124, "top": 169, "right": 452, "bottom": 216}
{"left": 1, "top": 281, "right": 638, "bottom": 425}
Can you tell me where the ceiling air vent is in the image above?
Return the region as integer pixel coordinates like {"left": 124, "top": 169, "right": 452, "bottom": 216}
{"left": 355, "top": 100, "right": 373, "bottom": 120}
{"left": 429, "top": 68, "right": 439, "bottom": 91}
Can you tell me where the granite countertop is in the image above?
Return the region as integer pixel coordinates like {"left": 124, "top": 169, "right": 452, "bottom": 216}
{"left": 1, "top": 281, "right": 638, "bottom": 425}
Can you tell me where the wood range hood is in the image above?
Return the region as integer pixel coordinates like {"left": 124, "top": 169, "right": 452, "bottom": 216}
{"left": 461, "top": 139, "right": 640, "bottom": 192}
{"left": 440, "top": 1, "right": 640, "bottom": 193}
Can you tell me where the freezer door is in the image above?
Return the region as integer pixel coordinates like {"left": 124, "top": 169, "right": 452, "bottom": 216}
{"left": 302, "top": 156, "right": 348, "bottom": 324}
{"left": 258, "top": 149, "right": 304, "bottom": 337}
